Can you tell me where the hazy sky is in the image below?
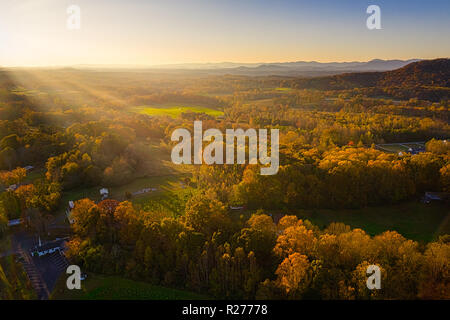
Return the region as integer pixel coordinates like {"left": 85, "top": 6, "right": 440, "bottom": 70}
{"left": 0, "top": 0, "right": 449, "bottom": 66}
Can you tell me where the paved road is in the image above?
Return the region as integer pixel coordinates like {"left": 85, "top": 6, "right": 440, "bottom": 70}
{"left": 32, "top": 251, "right": 69, "bottom": 295}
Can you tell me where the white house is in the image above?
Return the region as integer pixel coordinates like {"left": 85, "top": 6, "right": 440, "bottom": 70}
{"left": 8, "top": 218, "right": 23, "bottom": 227}
{"left": 100, "top": 188, "right": 109, "bottom": 200}
{"left": 6, "top": 184, "right": 17, "bottom": 191}
{"left": 66, "top": 201, "right": 75, "bottom": 224}
{"left": 31, "top": 239, "right": 66, "bottom": 257}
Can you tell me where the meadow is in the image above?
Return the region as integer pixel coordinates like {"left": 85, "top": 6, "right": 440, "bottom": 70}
{"left": 51, "top": 273, "right": 208, "bottom": 300}
{"left": 298, "top": 201, "right": 449, "bottom": 243}
{"left": 132, "top": 104, "right": 224, "bottom": 118}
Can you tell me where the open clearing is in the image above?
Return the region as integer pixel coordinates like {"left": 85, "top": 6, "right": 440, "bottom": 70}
{"left": 375, "top": 141, "right": 426, "bottom": 153}
{"left": 56, "top": 174, "right": 190, "bottom": 220}
{"left": 132, "top": 104, "right": 224, "bottom": 118}
{"left": 298, "top": 201, "right": 449, "bottom": 243}
{"left": 51, "top": 273, "right": 208, "bottom": 300}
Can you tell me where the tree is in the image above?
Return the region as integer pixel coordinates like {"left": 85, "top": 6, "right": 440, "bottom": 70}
{"left": 0, "top": 147, "right": 18, "bottom": 170}
{"left": 440, "top": 164, "right": 450, "bottom": 192}
{"left": 238, "top": 214, "right": 277, "bottom": 271}
{"left": 0, "top": 134, "right": 19, "bottom": 150}
{"left": 275, "top": 253, "right": 311, "bottom": 298}
{"left": 0, "top": 206, "right": 8, "bottom": 238}
{"left": 184, "top": 194, "right": 230, "bottom": 236}
{"left": 418, "top": 242, "right": 450, "bottom": 299}
{"left": 274, "top": 219, "right": 317, "bottom": 258}
{"left": 0, "top": 191, "right": 20, "bottom": 219}
{"left": 0, "top": 167, "right": 26, "bottom": 186}
{"left": 71, "top": 199, "right": 99, "bottom": 238}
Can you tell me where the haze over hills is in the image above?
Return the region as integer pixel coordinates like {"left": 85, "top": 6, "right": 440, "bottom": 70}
{"left": 289, "top": 59, "right": 450, "bottom": 89}
{"left": 286, "top": 58, "right": 450, "bottom": 101}
{"left": 70, "top": 59, "right": 421, "bottom": 77}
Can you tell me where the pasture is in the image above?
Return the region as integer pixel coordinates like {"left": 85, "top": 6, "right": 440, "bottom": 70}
{"left": 51, "top": 273, "right": 208, "bottom": 300}
{"left": 298, "top": 201, "right": 449, "bottom": 243}
{"left": 132, "top": 104, "right": 224, "bottom": 118}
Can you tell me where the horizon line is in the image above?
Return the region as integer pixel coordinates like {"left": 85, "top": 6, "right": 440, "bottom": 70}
{"left": 2, "top": 57, "right": 441, "bottom": 69}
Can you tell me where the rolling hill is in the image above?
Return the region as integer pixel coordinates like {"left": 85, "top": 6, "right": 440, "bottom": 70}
{"left": 287, "top": 58, "right": 450, "bottom": 101}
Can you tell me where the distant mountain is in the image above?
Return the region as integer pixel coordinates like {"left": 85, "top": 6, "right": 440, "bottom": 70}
{"left": 379, "top": 58, "right": 450, "bottom": 87}
{"left": 287, "top": 59, "right": 450, "bottom": 101}
{"left": 154, "top": 59, "right": 420, "bottom": 76}
{"left": 72, "top": 59, "right": 421, "bottom": 76}
{"left": 290, "top": 59, "right": 450, "bottom": 89}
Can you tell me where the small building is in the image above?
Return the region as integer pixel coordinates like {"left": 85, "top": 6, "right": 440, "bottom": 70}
{"left": 100, "top": 188, "right": 109, "bottom": 200}
{"left": 410, "top": 147, "right": 425, "bottom": 155}
{"left": 66, "top": 201, "right": 75, "bottom": 224}
{"left": 8, "top": 218, "right": 23, "bottom": 227}
{"left": 422, "top": 192, "right": 450, "bottom": 204}
{"left": 24, "top": 165, "right": 34, "bottom": 171}
{"left": 6, "top": 184, "right": 17, "bottom": 191}
{"left": 30, "top": 239, "right": 66, "bottom": 257}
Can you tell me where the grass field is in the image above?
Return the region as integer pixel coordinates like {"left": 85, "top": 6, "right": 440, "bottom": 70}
{"left": 375, "top": 142, "right": 425, "bottom": 153}
{"left": 51, "top": 273, "right": 208, "bottom": 300}
{"left": 55, "top": 172, "right": 192, "bottom": 223}
{"left": 297, "top": 201, "right": 449, "bottom": 242}
{"left": 132, "top": 180, "right": 195, "bottom": 218}
{"left": 0, "top": 255, "right": 37, "bottom": 299}
{"left": 132, "top": 104, "right": 224, "bottom": 118}
{"left": 23, "top": 167, "right": 46, "bottom": 183}
{"left": 275, "top": 87, "right": 293, "bottom": 92}
{"left": 53, "top": 142, "right": 191, "bottom": 222}
{"left": 10, "top": 87, "right": 41, "bottom": 96}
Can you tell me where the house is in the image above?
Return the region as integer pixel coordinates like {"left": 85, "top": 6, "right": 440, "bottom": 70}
{"left": 8, "top": 218, "right": 23, "bottom": 227}
{"left": 66, "top": 201, "right": 75, "bottom": 224}
{"left": 422, "top": 192, "right": 450, "bottom": 204}
{"left": 132, "top": 188, "right": 156, "bottom": 196}
{"left": 100, "top": 188, "right": 109, "bottom": 200}
{"left": 30, "top": 238, "right": 67, "bottom": 257}
{"left": 410, "top": 146, "right": 425, "bottom": 155}
{"left": 6, "top": 184, "right": 17, "bottom": 191}
{"left": 24, "top": 165, "right": 34, "bottom": 171}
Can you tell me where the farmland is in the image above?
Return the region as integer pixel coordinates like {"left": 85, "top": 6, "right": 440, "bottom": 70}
{"left": 51, "top": 273, "right": 208, "bottom": 300}
{"left": 132, "top": 104, "right": 224, "bottom": 118}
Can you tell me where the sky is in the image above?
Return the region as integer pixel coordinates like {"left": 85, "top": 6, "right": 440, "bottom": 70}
{"left": 0, "top": 0, "right": 449, "bottom": 67}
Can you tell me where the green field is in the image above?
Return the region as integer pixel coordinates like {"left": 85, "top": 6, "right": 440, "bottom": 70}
{"left": 55, "top": 172, "right": 192, "bottom": 223}
{"left": 132, "top": 104, "right": 224, "bottom": 118}
{"left": 23, "top": 167, "right": 46, "bottom": 184}
{"left": 297, "top": 201, "right": 449, "bottom": 242}
{"left": 275, "top": 87, "right": 293, "bottom": 92}
{"left": 51, "top": 273, "right": 208, "bottom": 300}
{"left": 0, "top": 255, "right": 37, "bottom": 299}
{"left": 376, "top": 142, "right": 425, "bottom": 154}
{"left": 10, "top": 87, "right": 41, "bottom": 96}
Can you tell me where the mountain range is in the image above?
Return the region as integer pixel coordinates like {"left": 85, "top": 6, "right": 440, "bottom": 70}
{"left": 73, "top": 59, "right": 421, "bottom": 77}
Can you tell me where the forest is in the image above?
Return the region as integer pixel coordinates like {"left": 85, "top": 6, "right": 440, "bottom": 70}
{"left": 0, "top": 59, "right": 449, "bottom": 300}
